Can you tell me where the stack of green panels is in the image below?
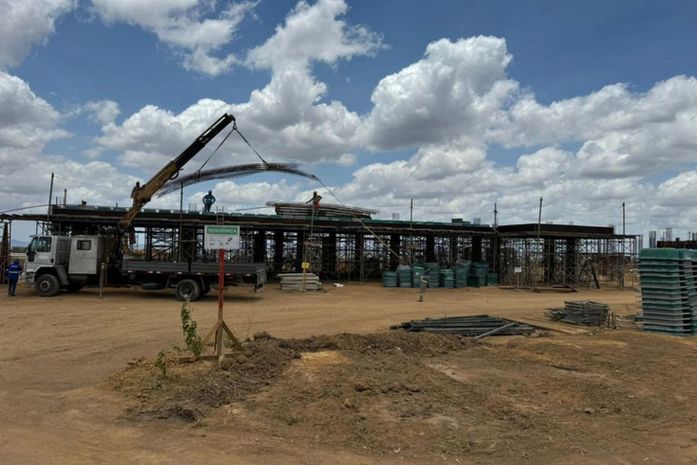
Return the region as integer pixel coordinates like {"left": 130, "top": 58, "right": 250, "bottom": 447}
{"left": 454, "top": 260, "right": 470, "bottom": 288}
{"left": 638, "top": 248, "right": 697, "bottom": 335}
{"left": 425, "top": 263, "right": 440, "bottom": 288}
{"left": 439, "top": 268, "right": 455, "bottom": 288}
{"left": 468, "top": 262, "right": 488, "bottom": 288}
{"left": 411, "top": 265, "right": 426, "bottom": 287}
{"left": 396, "top": 265, "right": 413, "bottom": 288}
{"left": 382, "top": 271, "right": 398, "bottom": 288}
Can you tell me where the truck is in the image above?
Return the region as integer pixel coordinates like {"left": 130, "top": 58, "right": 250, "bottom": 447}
{"left": 24, "top": 113, "right": 267, "bottom": 301}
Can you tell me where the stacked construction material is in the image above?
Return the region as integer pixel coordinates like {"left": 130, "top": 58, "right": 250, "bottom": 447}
{"left": 559, "top": 301, "right": 609, "bottom": 326}
{"left": 425, "top": 263, "right": 440, "bottom": 288}
{"left": 397, "top": 265, "right": 413, "bottom": 288}
{"left": 638, "top": 248, "right": 697, "bottom": 335}
{"left": 278, "top": 273, "right": 322, "bottom": 291}
{"left": 468, "top": 262, "right": 489, "bottom": 288}
{"left": 382, "top": 271, "right": 398, "bottom": 288}
{"left": 439, "top": 268, "right": 455, "bottom": 288}
{"left": 412, "top": 265, "right": 426, "bottom": 287}
{"left": 454, "top": 260, "right": 470, "bottom": 288}
{"left": 486, "top": 273, "right": 499, "bottom": 286}
{"left": 269, "top": 202, "right": 376, "bottom": 219}
{"left": 391, "top": 314, "right": 535, "bottom": 337}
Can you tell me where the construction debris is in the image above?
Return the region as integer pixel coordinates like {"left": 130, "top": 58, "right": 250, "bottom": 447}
{"left": 390, "top": 314, "right": 535, "bottom": 337}
{"left": 548, "top": 301, "right": 610, "bottom": 326}
{"left": 278, "top": 273, "right": 322, "bottom": 291}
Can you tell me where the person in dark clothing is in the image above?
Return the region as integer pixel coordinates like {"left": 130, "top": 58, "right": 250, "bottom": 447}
{"left": 202, "top": 190, "right": 216, "bottom": 212}
{"left": 6, "top": 259, "right": 21, "bottom": 296}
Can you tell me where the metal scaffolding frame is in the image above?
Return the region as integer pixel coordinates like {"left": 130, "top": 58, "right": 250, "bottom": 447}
{"left": 2, "top": 205, "right": 636, "bottom": 288}
{"left": 498, "top": 236, "right": 638, "bottom": 288}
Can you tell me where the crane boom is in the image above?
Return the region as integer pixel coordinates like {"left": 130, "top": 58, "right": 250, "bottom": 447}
{"left": 119, "top": 113, "right": 235, "bottom": 230}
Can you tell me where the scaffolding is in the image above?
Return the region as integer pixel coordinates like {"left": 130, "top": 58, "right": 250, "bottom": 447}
{"left": 498, "top": 235, "right": 639, "bottom": 288}
{"left": 2, "top": 204, "right": 636, "bottom": 288}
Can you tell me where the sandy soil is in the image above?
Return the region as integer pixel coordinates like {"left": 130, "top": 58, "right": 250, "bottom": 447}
{"left": 4, "top": 281, "right": 692, "bottom": 464}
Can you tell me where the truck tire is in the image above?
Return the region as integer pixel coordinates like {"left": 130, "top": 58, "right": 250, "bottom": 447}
{"left": 35, "top": 274, "right": 60, "bottom": 297}
{"left": 175, "top": 279, "right": 201, "bottom": 301}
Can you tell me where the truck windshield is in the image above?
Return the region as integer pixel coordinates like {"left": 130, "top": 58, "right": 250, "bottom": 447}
{"left": 28, "top": 236, "right": 52, "bottom": 253}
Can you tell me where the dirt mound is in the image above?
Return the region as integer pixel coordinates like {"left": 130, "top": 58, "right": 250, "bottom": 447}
{"left": 111, "top": 330, "right": 697, "bottom": 464}
{"left": 110, "top": 331, "right": 470, "bottom": 424}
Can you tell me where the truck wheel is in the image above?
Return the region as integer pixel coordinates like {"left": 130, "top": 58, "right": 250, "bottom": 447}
{"left": 35, "top": 274, "right": 60, "bottom": 297}
{"left": 175, "top": 279, "right": 201, "bottom": 301}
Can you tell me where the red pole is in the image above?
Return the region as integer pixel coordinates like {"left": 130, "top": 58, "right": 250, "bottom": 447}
{"left": 218, "top": 248, "right": 224, "bottom": 321}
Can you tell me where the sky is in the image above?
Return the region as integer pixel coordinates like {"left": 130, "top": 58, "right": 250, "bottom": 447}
{"left": 3, "top": 0, "right": 697, "bottom": 243}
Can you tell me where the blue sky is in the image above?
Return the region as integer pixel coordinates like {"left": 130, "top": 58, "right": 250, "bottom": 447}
{"left": 3, "top": 0, "right": 697, "bottom": 241}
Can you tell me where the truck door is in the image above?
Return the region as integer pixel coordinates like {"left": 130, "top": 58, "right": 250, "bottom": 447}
{"left": 26, "top": 236, "right": 54, "bottom": 272}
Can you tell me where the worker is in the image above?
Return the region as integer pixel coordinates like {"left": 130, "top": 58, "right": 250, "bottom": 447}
{"left": 202, "top": 190, "right": 216, "bottom": 212}
{"left": 130, "top": 181, "right": 141, "bottom": 199}
{"left": 6, "top": 259, "right": 21, "bottom": 296}
{"left": 307, "top": 191, "right": 322, "bottom": 210}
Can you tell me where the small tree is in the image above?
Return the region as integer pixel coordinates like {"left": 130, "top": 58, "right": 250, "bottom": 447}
{"left": 181, "top": 301, "right": 202, "bottom": 358}
{"left": 155, "top": 350, "right": 168, "bottom": 377}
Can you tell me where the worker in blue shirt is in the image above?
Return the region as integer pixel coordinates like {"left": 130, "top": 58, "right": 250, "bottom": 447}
{"left": 202, "top": 190, "right": 216, "bottom": 212}
{"left": 6, "top": 259, "right": 21, "bottom": 296}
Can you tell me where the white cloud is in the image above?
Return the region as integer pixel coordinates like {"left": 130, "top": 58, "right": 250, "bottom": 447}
{"left": 83, "top": 99, "right": 120, "bottom": 125}
{"left": 90, "top": 0, "right": 257, "bottom": 75}
{"left": 498, "top": 76, "right": 697, "bottom": 178}
{"left": 96, "top": 99, "right": 232, "bottom": 171}
{"left": 0, "top": 0, "right": 75, "bottom": 69}
{"left": 656, "top": 171, "right": 697, "bottom": 207}
{"left": 246, "top": 0, "right": 383, "bottom": 71}
{"left": 99, "top": 0, "right": 382, "bottom": 167}
{"left": 359, "top": 36, "right": 517, "bottom": 150}
{"left": 0, "top": 72, "right": 68, "bottom": 170}
{"left": 0, "top": 73, "right": 138, "bottom": 213}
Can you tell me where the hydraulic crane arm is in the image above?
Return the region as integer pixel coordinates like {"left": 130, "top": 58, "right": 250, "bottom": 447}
{"left": 119, "top": 113, "right": 235, "bottom": 230}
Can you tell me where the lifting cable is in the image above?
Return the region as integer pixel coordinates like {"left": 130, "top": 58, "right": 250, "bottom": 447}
{"left": 195, "top": 120, "right": 404, "bottom": 265}
{"left": 195, "top": 125, "right": 237, "bottom": 176}
{"left": 314, "top": 177, "right": 405, "bottom": 266}
{"left": 240, "top": 134, "right": 404, "bottom": 265}
{"left": 195, "top": 122, "right": 271, "bottom": 177}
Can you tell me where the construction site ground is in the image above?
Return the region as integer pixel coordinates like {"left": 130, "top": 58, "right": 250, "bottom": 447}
{"left": 2, "top": 282, "right": 697, "bottom": 465}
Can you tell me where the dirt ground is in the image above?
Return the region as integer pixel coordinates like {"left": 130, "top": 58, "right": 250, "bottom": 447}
{"left": 2, "top": 281, "right": 696, "bottom": 464}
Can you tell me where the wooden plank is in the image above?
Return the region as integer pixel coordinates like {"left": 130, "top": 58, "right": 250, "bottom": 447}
{"left": 511, "top": 316, "right": 591, "bottom": 335}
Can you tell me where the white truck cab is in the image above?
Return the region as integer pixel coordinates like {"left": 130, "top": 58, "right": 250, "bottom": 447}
{"left": 25, "top": 235, "right": 104, "bottom": 296}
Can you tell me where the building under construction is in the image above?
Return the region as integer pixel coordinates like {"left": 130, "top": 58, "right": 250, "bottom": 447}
{"left": 0, "top": 202, "right": 638, "bottom": 288}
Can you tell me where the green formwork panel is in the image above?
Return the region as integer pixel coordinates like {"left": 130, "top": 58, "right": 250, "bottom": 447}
{"left": 642, "top": 300, "right": 694, "bottom": 307}
{"left": 642, "top": 326, "right": 693, "bottom": 335}
{"left": 642, "top": 310, "right": 692, "bottom": 318}
{"left": 642, "top": 298, "right": 691, "bottom": 305}
{"left": 640, "top": 248, "right": 690, "bottom": 260}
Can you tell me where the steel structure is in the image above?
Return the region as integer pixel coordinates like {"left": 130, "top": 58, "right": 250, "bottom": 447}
{"left": 2, "top": 204, "right": 637, "bottom": 287}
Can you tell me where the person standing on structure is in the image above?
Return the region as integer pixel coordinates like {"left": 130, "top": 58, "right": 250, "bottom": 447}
{"left": 307, "top": 191, "right": 322, "bottom": 210}
{"left": 203, "top": 190, "right": 216, "bottom": 212}
{"left": 6, "top": 259, "right": 21, "bottom": 296}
